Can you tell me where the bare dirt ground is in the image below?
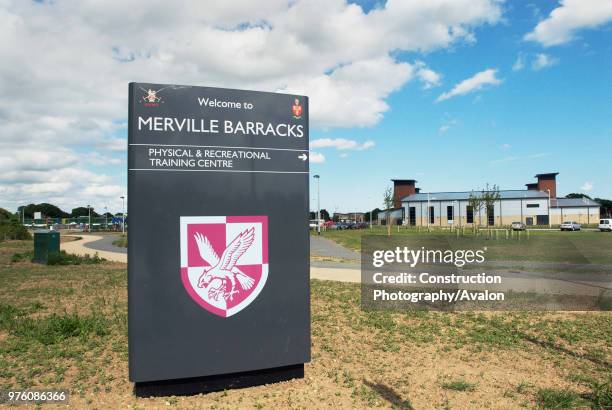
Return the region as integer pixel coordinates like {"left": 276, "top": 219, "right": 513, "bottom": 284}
{"left": 0, "top": 240, "right": 610, "bottom": 409}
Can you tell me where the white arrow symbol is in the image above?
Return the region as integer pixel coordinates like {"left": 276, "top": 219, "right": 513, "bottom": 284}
{"left": 298, "top": 153, "right": 308, "bottom": 162}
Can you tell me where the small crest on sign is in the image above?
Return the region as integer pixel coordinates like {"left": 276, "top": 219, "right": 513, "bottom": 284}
{"left": 292, "top": 98, "right": 302, "bottom": 119}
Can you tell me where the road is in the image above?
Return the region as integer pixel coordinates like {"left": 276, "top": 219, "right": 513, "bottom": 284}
{"left": 310, "top": 235, "right": 359, "bottom": 261}
{"left": 60, "top": 234, "right": 612, "bottom": 297}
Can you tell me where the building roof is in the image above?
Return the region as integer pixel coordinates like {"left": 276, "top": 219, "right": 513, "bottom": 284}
{"left": 401, "top": 190, "right": 549, "bottom": 202}
{"left": 551, "top": 198, "right": 600, "bottom": 208}
{"left": 402, "top": 191, "right": 600, "bottom": 207}
{"left": 535, "top": 172, "right": 559, "bottom": 178}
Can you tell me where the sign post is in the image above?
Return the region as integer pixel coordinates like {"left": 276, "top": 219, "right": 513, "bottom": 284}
{"left": 128, "top": 83, "right": 310, "bottom": 396}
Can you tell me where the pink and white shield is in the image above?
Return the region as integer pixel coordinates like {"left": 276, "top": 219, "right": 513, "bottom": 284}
{"left": 180, "top": 216, "right": 268, "bottom": 317}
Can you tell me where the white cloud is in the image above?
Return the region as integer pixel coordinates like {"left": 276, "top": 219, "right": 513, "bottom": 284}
{"left": 0, "top": 145, "right": 125, "bottom": 212}
{"left": 489, "top": 152, "right": 551, "bottom": 164}
{"left": 438, "top": 124, "right": 451, "bottom": 134}
{"left": 414, "top": 61, "right": 442, "bottom": 89}
{"left": 0, "top": 0, "right": 503, "bottom": 134}
{"left": 98, "top": 138, "right": 127, "bottom": 152}
{"left": 86, "top": 152, "right": 124, "bottom": 166}
{"left": 532, "top": 53, "right": 558, "bottom": 70}
{"left": 512, "top": 54, "right": 525, "bottom": 71}
{"left": 436, "top": 68, "right": 502, "bottom": 102}
{"left": 438, "top": 119, "right": 457, "bottom": 135}
{"left": 500, "top": 143, "right": 511, "bottom": 150}
{"left": 581, "top": 181, "right": 594, "bottom": 192}
{"left": 310, "top": 138, "right": 375, "bottom": 151}
{"left": 0, "top": 0, "right": 503, "bottom": 209}
{"left": 309, "top": 151, "right": 326, "bottom": 163}
{"left": 524, "top": 0, "right": 612, "bottom": 47}
{"left": 281, "top": 56, "right": 413, "bottom": 127}
{"left": 339, "top": 153, "right": 349, "bottom": 158}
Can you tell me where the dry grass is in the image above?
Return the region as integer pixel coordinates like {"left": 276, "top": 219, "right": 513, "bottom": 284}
{"left": 0, "top": 240, "right": 610, "bottom": 409}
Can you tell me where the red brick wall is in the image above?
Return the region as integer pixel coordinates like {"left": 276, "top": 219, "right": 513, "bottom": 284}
{"left": 393, "top": 181, "right": 416, "bottom": 208}
{"left": 537, "top": 176, "right": 557, "bottom": 198}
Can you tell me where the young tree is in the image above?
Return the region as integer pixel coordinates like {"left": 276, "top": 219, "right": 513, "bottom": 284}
{"left": 468, "top": 190, "right": 484, "bottom": 231}
{"left": 594, "top": 198, "right": 612, "bottom": 217}
{"left": 482, "top": 183, "right": 501, "bottom": 226}
{"left": 566, "top": 193, "right": 592, "bottom": 199}
{"left": 0, "top": 207, "right": 12, "bottom": 222}
{"left": 383, "top": 186, "right": 394, "bottom": 236}
{"left": 20, "top": 203, "right": 70, "bottom": 219}
{"left": 320, "top": 209, "right": 330, "bottom": 222}
{"left": 71, "top": 207, "right": 99, "bottom": 217}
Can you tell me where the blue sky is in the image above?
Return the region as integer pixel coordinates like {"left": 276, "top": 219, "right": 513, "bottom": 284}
{"left": 309, "top": 1, "right": 611, "bottom": 213}
{"left": 0, "top": 0, "right": 610, "bottom": 214}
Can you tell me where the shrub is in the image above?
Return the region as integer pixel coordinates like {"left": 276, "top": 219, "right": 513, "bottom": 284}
{"left": 46, "top": 251, "right": 105, "bottom": 265}
{"left": 0, "top": 220, "right": 31, "bottom": 240}
{"left": 11, "top": 251, "right": 34, "bottom": 263}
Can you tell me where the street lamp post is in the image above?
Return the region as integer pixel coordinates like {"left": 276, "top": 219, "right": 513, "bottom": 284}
{"left": 455, "top": 200, "right": 459, "bottom": 228}
{"left": 313, "top": 175, "right": 320, "bottom": 235}
{"left": 369, "top": 198, "right": 373, "bottom": 229}
{"left": 120, "top": 196, "right": 126, "bottom": 235}
{"left": 104, "top": 206, "right": 108, "bottom": 230}
{"left": 546, "top": 189, "right": 551, "bottom": 228}
{"left": 427, "top": 193, "right": 430, "bottom": 230}
{"left": 87, "top": 205, "right": 91, "bottom": 232}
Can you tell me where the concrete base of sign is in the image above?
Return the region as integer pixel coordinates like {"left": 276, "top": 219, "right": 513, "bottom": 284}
{"left": 133, "top": 364, "right": 304, "bottom": 397}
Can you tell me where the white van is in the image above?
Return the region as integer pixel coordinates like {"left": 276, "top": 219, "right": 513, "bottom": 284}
{"left": 599, "top": 219, "right": 612, "bottom": 232}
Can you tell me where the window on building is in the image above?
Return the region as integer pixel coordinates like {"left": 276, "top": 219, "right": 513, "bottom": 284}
{"left": 447, "top": 205, "right": 454, "bottom": 221}
{"left": 409, "top": 207, "right": 416, "bottom": 226}
{"left": 487, "top": 205, "right": 494, "bottom": 226}
{"left": 466, "top": 206, "right": 474, "bottom": 224}
{"left": 429, "top": 206, "right": 434, "bottom": 224}
{"left": 526, "top": 204, "right": 540, "bottom": 208}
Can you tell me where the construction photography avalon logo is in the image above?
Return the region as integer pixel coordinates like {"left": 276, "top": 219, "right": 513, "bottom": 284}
{"left": 180, "top": 216, "right": 269, "bottom": 317}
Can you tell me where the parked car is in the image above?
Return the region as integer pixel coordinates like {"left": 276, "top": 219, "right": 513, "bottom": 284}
{"left": 599, "top": 218, "right": 612, "bottom": 232}
{"left": 560, "top": 221, "right": 581, "bottom": 231}
{"left": 511, "top": 221, "right": 526, "bottom": 231}
{"left": 309, "top": 219, "right": 320, "bottom": 230}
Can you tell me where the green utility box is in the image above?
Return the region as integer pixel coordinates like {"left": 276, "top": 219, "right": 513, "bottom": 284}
{"left": 33, "top": 230, "right": 60, "bottom": 264}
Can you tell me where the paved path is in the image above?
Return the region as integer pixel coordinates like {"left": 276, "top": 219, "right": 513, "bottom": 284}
{"left": 310, "top": 235, "right": 359, "bottom": 261}
{"left": 61, "top": 234, "right": 611, "bottom": 296}
{"left": 62, "top": 235, "right": 126, "bottom": 263}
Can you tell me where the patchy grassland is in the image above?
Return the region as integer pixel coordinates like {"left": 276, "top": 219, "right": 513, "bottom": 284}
{"left": 111, "top": 234, "right": 127, "bottom": 249}
{"left": 316, "top": 226, "right": 612, "bottom": 265}
{"left": 1, "top": 239, "right": 611, "bottom": 409}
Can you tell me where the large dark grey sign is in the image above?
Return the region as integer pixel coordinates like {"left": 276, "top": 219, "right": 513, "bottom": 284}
{"left": 128, "top": 83, "right": 310, "bottom": 386}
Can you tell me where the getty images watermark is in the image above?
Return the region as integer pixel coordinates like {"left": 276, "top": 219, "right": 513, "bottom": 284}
{"left": 369, "top": 244, "right": 504, "bottom": 305}
{"left": 361, "top": 235, "right": 612, "bottom": 311}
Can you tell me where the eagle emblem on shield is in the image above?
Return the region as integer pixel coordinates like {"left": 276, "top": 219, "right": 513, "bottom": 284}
{"left": 180, "top": 216, "right": 268, "bottom": 317}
